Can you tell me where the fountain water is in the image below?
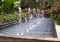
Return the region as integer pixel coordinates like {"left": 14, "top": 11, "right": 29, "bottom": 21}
{"left": 37, "top": 8, "right": 40, "bottom": 17}
{"left": 33, "top": 8, "right": 37, "bottom": 18}
{"left": 28, "top": 7, "right": 31, "bottom": 14}
{"left": 0, "top": 5, "right": 57, "bottom": 37}
{"left": 26, "top": 29, "right": 29, "bottom": 32}
{"left": 17, "top": 33, "right": 20, "bottom": 35}
{"left": 30, "top": 14, "right": 33, "bottom": 19}
{"left": 20, "top": 33, "right": 24, "bottom": 35}
{"left": 25, "top": 17, "right": 28, "bottom": 23}
{"left": 19, "top": 7, "right": 22, "bottom": 22}
{"left": 41, "top": 10, "right": 45, "bottom": 19}
{"left": 29, "top": 27, "right": 33, "bottom": 30}
{"left": 28, "top": 8, "right": 33, "bottom": 19}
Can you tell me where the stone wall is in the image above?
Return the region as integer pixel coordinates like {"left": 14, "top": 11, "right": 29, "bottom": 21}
{"left": 0, "top": 34, "right": 59, "bottom": 42}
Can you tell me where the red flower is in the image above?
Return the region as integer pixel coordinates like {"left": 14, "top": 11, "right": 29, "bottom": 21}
{"left": 51, "top": 4, "right": 53, "bottom": 7}
{"left": 57, "top": 7, "right": 60, "bottom": 12}
{"left": 0, "top": 22, "right": 3, "bottom": 26}
{"left": 44, "top": 10, "right": 50, "bottom": 15}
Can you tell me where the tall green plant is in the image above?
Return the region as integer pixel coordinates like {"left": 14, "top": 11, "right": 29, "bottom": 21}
{"left": 20, "top": 0, "right": 37, "bottom": 9}
{"left": 14, "top": 0, "right": 20, "bottom": 11}
{"left": 3, "top": 0, "right": 14, "bottom": 13}
{"left": 0, "top": 0, "right": 3, "bottom": 15}
{"left": 0, "top": 0, "right": 20, "bottom": 14}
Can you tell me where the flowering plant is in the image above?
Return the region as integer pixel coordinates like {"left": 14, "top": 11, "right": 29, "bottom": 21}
{"left": 57, "top": 7, "right": 60, "bottom": 13}
{"left": 44, "top": 10, "right": 50, "bottom": 15}
{"left": 0, "top": 22, "right": 3, "bottom": 26}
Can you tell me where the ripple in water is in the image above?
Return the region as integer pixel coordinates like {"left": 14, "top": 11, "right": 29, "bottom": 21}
{"left": 30, "top": 14, "right": 33, "bottom": 19}
{"left": 17, "top": 33, "right": 20, "bottom": 35}
{"left": 26, "top": 30, "right": 29, "bottom": 32}
{"left": 21, "top": 33, "right": 24, "bottom": 35}
{"left": 29, "top": 27, "right": 33, "bottom": 30}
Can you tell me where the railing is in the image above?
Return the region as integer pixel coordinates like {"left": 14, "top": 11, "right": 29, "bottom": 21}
{"left": 0, "top": 34, "right": 59, "bottom": 42}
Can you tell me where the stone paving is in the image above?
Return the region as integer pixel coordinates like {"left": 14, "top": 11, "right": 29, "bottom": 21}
{"left": 0, "top": 17, "right": 57, "bottom": 38}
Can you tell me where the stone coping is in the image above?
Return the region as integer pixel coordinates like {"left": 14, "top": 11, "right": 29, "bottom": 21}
{"left": 0, "top": 34, "right": 60, "bottom": 41}
{"left": 0, "top": 20, "right": 19, "bottom": 28}
{"left": 55, "top": 24, "right": 60, "bottom": 38}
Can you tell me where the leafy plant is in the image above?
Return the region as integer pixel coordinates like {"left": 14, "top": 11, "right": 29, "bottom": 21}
{"left": 56, "top": 20, "right": 60, "bottom": 25}
{"left": 21, "top": 13, "right": 30, "bottom": 19}
{"left": 3, "top": 0, "right": 14, "bottom": 13}
{"left": 20, "top": 0, "right": 38, "bottom": 9}
{"left": 0, "top": 13, "right": 19, "bottom": 23}
{"left": 0, "top": 0, "right": 20, "bottom": 24}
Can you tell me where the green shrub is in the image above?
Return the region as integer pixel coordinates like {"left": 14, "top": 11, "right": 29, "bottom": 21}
{"left": 20, "top": 0, "right": 37, "bottom": 9}
{"left": 3, "top": 0, "right": 15, "bottom": 14}
{"left": 56, "top": 20, "right": 60, "bottom": 25}
{"left": 21, "top": 13, "right": 30, "bottom": 19}
{"left": 0, "top": 0, "right": 20, "bottom": 14}
{"left": 0, "top": 0, "right": 20, "bottom": 24}
{"left": 0, "top": 13, "right": 19, "bottom": 23}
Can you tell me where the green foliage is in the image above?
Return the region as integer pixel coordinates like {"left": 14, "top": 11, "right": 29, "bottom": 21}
{"left": 20, "top": 0, "right": 37, "bottom": 9}
{"left": 0, "top": 0, "right": 20, "bottom": 23}
{"left": 0, "top": 13, "right": 19, "bottom": 23}
{"left": 14, "top": 0, "right": 20, "bottom": 11}
{"left": 0, "top": 0, "right": 3, "bottom": 15}
{"left": 44, "top": 0, "right": 54, "bottom": 9}
{"left": 56, "top": 20, "right": 60, "bottom": 25}
{"left": 0, "top": 0, "right": 20, "bottom": 14}
{"left": 21, "top": 13, "right": 30, "bottom": 19}
{"left": 3, "top": 0, "right": 14, "bottom": 13}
